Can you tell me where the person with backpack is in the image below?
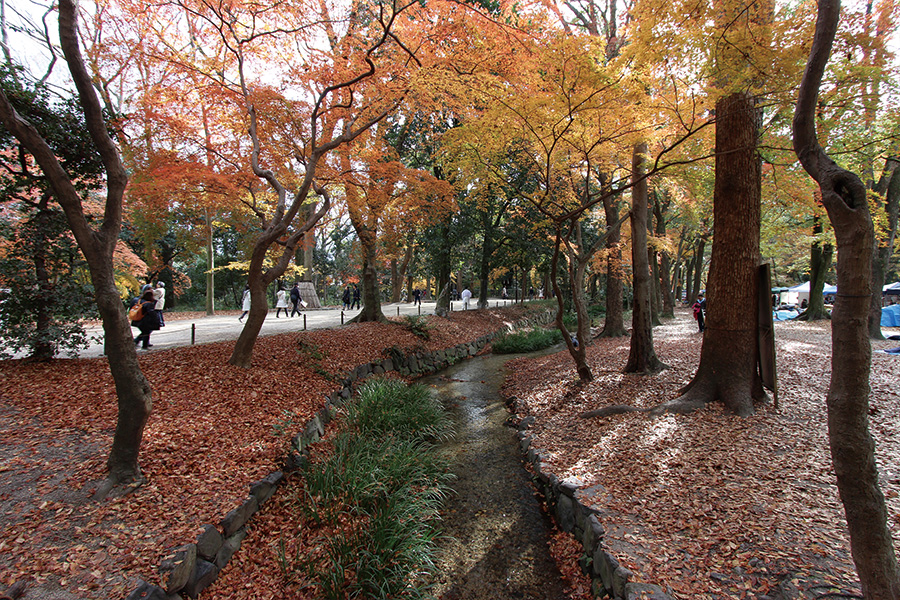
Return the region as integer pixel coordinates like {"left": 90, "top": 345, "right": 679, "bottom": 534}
{"left": 131, "top": 288, "right": 161, "bottom": 349}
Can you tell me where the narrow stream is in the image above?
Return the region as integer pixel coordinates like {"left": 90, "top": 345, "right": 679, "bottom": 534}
{"left": 421, "top": 351, "right": 570, "bottom": 600}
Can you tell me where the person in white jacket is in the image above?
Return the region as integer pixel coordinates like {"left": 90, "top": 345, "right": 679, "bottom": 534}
{"left": 461, "top": 287, "right": 472, "bottom": 310}
{"left": 153, "top": 281, "right": 166, "bottom": 327}
{"left": 239, "top": 285, "right": 251, "bottom": 322}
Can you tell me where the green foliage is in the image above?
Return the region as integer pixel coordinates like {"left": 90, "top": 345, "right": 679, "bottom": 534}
{"left": 491, "top": 327, "right": 563, "bottom": 354}
{"left": 0, "top": 66, "right": 102, "bottom": 359}
{"left": 343, "top": 378, "right": 453, "bottom": 443}
{"left": 400, "top": 314, "right": 432, "bottom": 339}
{"left": 287, "top": 378, "right": 453, "bottom": 599}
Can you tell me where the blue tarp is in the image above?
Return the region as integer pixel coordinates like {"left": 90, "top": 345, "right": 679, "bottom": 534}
{"left": 881, "top": 304, "right": 900, "bottom": 327}
{"left": 775, "top": 310, "right": 799, "bottom": 321}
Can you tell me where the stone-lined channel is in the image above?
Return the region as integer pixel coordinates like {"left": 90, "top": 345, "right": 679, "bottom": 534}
{"left": 422, "top": 350, "right": 570, "bottom": 600}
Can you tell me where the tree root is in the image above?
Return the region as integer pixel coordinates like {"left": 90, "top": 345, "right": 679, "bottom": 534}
{"left": 90, "top": 474, "right": 145, "bottom": 502}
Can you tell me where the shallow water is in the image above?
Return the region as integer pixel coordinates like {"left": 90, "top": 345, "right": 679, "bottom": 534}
{"left": 422, "top": 351, "right": 570, "bottom": 600}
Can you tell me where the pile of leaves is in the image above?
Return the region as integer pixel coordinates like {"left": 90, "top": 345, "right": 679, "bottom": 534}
{"left": 502, "top": 308, "right": 900, "bottom": 599}
{"left": 0, "top": 305, "right": 536, "bottom": 599}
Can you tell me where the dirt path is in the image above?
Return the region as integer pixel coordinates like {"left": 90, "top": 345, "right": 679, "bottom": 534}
{"left": 422, "top": 352, "right": 570, "bottom": 600}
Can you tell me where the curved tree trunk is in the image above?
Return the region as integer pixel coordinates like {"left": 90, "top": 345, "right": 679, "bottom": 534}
{"left": 552, "top": 227, "right": 592, "bottom": 381}
{"left": 666, "top": 92, "right": 764, "bottom": 416}
{"left": 0, "top": 0, "right": 152, "bottom": 489}
{"left": 625, "top": 143, "right": 666, "bottom": 374}
{"left": 793, "top": 0, "right": 900, "bottom": 594}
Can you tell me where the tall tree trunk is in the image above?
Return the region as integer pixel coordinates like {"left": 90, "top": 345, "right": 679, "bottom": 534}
{"left": 869, "top": 157, "right": 900, "bottom": 338}
{"left": 685, "top": 254, "right": 696, "bottom": 302}
{"left": 655, "top": 193, "right": 676, "bottom": 317}
{"left": 650, "top": 245, "right": 662, "bottom": 326}
{"left": 31, "top": 194, "right": 54, "bottom": 360}
{"left": 793, "top": 2, "right": 900, "bottom": 594}
{"left": 390, "top": 244, "right": 413, "bottom": 303}
{"left": 799, "top": 213, "right": 833, "bottom": 321}
{"left": 355, "top": 229, "right": 386, "bottom": 322}
{"left": 0, "top": 0, "right": 152, "bottom": 490}
{"left": 600, "top": 195, "right": 627, "bottom": 337}
{"left": 553, "top": 226, "right": 592, "bottom": 381}
{"left": 205, "top": 210, "right": 215, "bottom": 315}
{"left": 665, "top": 92, "right": 764, "bottom": 415}
{"left": 434, "top": 223, "right": 452, "bottom": 317}
{"left": 690, "top": 238, "right": 706, "bottom": 304}
{"left": 625, "top": 143, "right": 666, "bottom": 374}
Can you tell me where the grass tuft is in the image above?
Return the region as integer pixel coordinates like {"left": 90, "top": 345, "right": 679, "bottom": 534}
{"left": 492, "top": 327, "right": 563, "bottom": 354}
{"left": 283, "top": 377, "right": 454, "bottom": 599}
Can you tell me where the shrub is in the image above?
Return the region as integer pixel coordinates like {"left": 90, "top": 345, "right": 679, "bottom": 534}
{"left": 400, "top": 314, "right": 432, "bottom": 339}
{"left": 492, "top": 327, "right": 563, "bottom": 354}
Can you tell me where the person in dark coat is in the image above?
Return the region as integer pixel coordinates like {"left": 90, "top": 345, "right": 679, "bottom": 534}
{"left": 342, "top": 285, "right": 351, "bottom": 310}
{"left": 692, "top": 293, "right": 706, "bottom": 333}
{"left": 351, "top": 284, "right": 361, "bottom": 310}
{"left": 290, "top": 282, "right": 302, "bottom": 317}
{"left": 132, "top": 288, "right": 161, "bottom": 349}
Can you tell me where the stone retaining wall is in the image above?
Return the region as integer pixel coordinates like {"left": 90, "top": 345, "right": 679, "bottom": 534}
{"left": 126, "top": 309, "right": 554, "bottom": 600}
{"left": 513, "top": 419, "right": 675, "bottom": 600}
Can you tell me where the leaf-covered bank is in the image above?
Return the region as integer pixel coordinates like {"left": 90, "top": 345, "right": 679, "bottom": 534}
{"left": 503, "top": 308, "right": 900, "bottom": 600}
{"left": 0, "top": 306, "right": 539, "bottom": 599}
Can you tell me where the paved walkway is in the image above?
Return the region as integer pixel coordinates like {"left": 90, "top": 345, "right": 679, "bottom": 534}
{"left": 78, "top": 299, "right": 522, "bottom": 359}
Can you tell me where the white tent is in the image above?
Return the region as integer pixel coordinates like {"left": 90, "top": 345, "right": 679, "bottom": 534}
{"left": 782, "top": 282, "right": 810, "bottom": 306}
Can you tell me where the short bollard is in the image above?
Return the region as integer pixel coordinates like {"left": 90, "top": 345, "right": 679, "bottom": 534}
{"left": 303, "top": 314, "right": 307, "bottom": 331}
{"left": 397, "top": 306, "right": 400, "bottom": 316}
{"left": 191, "top": 323, "right": 196, "bottom": 345}
{"left": 341, "top": 311, "right": 344, "bottom": 325}
{"left": 418, "top": 305, "right": 421, "bottom": 315}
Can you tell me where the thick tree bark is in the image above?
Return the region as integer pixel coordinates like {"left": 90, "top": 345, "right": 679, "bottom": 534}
{"left": 869, "top": 158, "right": 900, "bottom": 338}
{"left": 0, "top": 0, "right": 153, "bottom": 489}
{"left": 793, "top": 0, "right": 900, "bottom": 594}
{"left": 664, "top": 92, "right": 764, "bottom": 416}
{"left": 799, "top": 214, "right": 833, "bottom": 321}
{"left": 625, "top": 143, "right": 666, "bottom": 374}
{"left": 599, "top": 194, "right": 627, "bottom": 337}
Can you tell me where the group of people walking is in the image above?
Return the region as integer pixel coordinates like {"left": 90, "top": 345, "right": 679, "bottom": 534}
{"left": 244, "top": 282, "right": 306, "bottom": 321}
{"left": 130, "top": 281, "right": 165, "bottom": 349}
{"left": 341, "top": 285, "right": 361, "bottom": 311}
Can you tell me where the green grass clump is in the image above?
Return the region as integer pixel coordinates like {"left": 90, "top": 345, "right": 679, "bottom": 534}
{"left": 401, "top": 314, "right": 432, "bottom": 339}
{"left": 492, "top": 327, "right": 564, "bottom": 354}
{"left": 284, "top": 378, "right": 453, "bottom": 600}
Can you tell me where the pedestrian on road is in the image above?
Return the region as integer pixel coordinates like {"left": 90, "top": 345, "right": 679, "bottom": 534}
{"left": 239, "top": 285, "right": 251, "bottom": 322}
{"left": 502, "top": 286, "right": 508, "bottom": 300}
{"left": 290, "top": 282, "right": 302, "bottom": 317}
{"left": 153, "top": 281, "right": 166, "bottom": 327}
{"left": 413, "top": 288, "right": 421, "bottom": 306}
{"left": 461, "top": 287, "right": 472, "bottom": 310}
{"left": 351, "top": 284, "right": 361, "bottom": 310}
{"left": 132, "top": 288, "right": 160, "bottom": 349}
{"left": 275, "top": 285, "right": 290, "bottom": 317}
{"left": 342, "top": 285, "right": 351, "bottom": 310}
